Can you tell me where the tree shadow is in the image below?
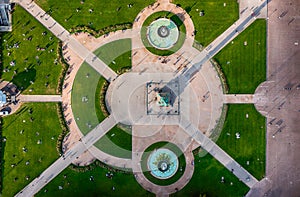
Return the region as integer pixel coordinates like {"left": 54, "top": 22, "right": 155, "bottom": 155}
{"left": 10, "top": 67, "right": 36, "bottom": 92}
{"left": 184, "top": 2, "right": 196, "bottom": 15}
{"left": 171, "top": 15, "right": 183, "bottom": 27}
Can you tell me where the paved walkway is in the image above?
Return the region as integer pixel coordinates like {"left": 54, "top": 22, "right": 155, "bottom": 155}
{"left": 16, "top": 115, "right": 117, "bottom": 197}
{"left": 239, "top": 0, "right": 267, "bottom": 19}
{"left": 224, "top": 94, "right": 254, "bottom": 103}
{"left": 19, "top": 95, "right": 62, "bottom": 102}
{"left": 178, "top": 0, "right": 268, "bottom": 79}
{"left": 16, "top": 0, "right": 117, "bottom": 82}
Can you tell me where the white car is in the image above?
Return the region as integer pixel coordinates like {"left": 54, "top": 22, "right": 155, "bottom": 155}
{"left": 0, "top": 111, "right": 9, "bottom": 115}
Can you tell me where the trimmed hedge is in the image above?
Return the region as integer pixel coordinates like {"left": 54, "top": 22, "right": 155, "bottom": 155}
{"left": 70, "top": 23, "right": 132, "bottom": 38}
{"left": 69, "top": 159, "right": 132, "bottom": 174}
{"left": 56, "top": 103, "right": 70, "bottom": 156}
{"left": 56, "top": 42, "right": 69, "bottom": 94}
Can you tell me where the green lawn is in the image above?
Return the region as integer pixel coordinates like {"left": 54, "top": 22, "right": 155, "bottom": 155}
{"left": 173, "top": 0, "right": 239, "bottom": 46}
{"left": 71, "top": 62, "right": 101, "bottom": 135}
{"left": 1, "top": 103, "right": 62, "bottom": 196}
{"left": 214, "top": 20, "right": 267, "bottom": 94}
{"left": 216, "top": 104, "right": 266, "bottom": 180}
{"left": 36, "top": 166, "right": 154, "bottom": 197}
{"left": 141, "top": 11, "right": 186, "bottom": 56}
{"left": 35, "top": 0, "right": 155, "bottom": 32}
{"left": 93, "top": 39, "right": 131, "bottom": 69}
{"left": 93, "top": 127, "right": 132, "bottom": 159}
{"left": 0, "top": 5, "right": 62, "bottom": 94}
{"left": 172, "top": 154, "right": 249, "bottom": 197}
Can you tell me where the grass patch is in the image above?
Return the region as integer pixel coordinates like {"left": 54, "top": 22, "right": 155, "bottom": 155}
{"left": 1, "top": 103, "right": 62, "bottom": 196}
{"left": 93, "top": 39, "right": 131, "bottom": 70}
{"left": 93, "top": 127, "right": 132, "bottom": 159}
{"left": 216, "top": 104, "right": 266, "bottom": 180}
{"left": 173, "top": 0, "right": 238, "bottom": 46}
{"left": 141, "top": 11, "right": 186, "bottom": 56}
{"left": 1, "top": 5, "right": 62, "bottom": 94}
{"left": 141, "top": 142, "right": 186, "bottom": 186}
{"left": 214, "top": 20, "right": 267, "bottom": 94}
{"left": 71, "top": 62, "right": 101, "bottom": 135}
{"left": 36, "top": 165, "right": 154, "bottom": 197}
{"left": 172, "top": 154, "right": 249, "bottom": 197}
{"left": 35, "top": 0, "right": 155, "bottom": 32}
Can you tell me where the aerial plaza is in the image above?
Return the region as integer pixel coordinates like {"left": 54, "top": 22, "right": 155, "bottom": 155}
{"left": 0, "top": 0, "right": 299, "bottom": 196}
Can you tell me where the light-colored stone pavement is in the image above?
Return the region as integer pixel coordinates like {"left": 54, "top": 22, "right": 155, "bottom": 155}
{"left": 239, "top": 0, "right": 267, "bottom": 19}
{"left": 16, "top": 115, "right": 117, "bottom": 197}
{"left": 16, "top": 0, "right": 117, "bottom": 82}
{"left": 224, "top": 94, "right": 254, "bottom": 103}
{"left": 19, "top": 95, "right": 62, "bottom": 102}
{"left": 73, "top": 29, "right": 134, "bottom": 52}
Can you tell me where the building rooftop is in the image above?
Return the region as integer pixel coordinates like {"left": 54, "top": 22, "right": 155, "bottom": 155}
{"left": 0, "top": 1, "right": 12, "bottom": 32}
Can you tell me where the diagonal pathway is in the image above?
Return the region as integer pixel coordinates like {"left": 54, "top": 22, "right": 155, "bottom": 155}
{"left": 178, "top": 0, "right": 268, "bottom": 80}
{"left": 15, "top": 115, "right": 117, "bottom": 197}
{"left": 16, "top": 0, "right": 117, "bottom": 82}
{"left": 179, "top": 116, "right": 258, "bottom": 188}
